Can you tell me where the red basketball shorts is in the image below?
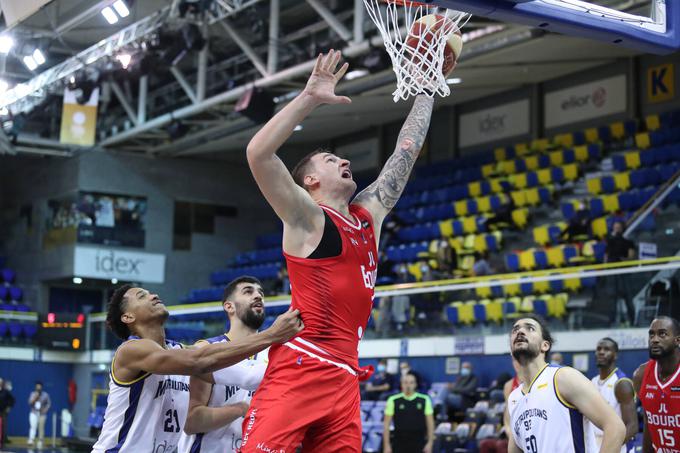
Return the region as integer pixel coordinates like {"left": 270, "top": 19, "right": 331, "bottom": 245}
{"left": 239, "top": 344, "right": 362, "bottom": 453}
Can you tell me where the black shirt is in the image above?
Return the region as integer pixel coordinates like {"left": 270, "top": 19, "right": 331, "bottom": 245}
{"left": 606, "top": 235, "right": 635, "bottom": 262}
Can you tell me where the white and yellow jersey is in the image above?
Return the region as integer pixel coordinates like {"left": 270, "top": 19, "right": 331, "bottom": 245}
{"left": 508, "top": 364, "right": 598, "bottom": 453}
{"left": 92, "top": 337, "right": 190, "bottom": 453}
{"left": 586, "top": 368, "right": 633, "bottom": 453}
{"left": 178, "top": 334, "right": 268, "bottom": 453}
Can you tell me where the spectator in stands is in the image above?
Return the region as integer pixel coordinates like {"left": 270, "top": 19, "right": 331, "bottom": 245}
{"left": 605, "top": 221, "right": 637, "bottom": 325}
{"left": 383, "top": 372, "right": 434, "bottom": 453}
{"left": 389, "top": 265, "right": 414, "bottom": 333}
{"left": 483, "top": 199, "right": 516, "bottom": 231}
{"left": 363, "top": 359, "right": 395, "bottom": 401}
{"left": 550, "top": 351, "right": 564, "bottom": 366}
{"left": 434, "top": 239, "right": 457, "bottom": 276}
{"left": 0, "top": 378, "right": 14, "bottom": 445}
{"left": 561, "top": 202, "right": 592, "bottom": 242}
{"left": 445, "top": 361, "right": 478, "bottom": 411}
{"left": 380, "top": 212, "right": 405, "bottom": 252}
{"left": 277, "top": 264, "right": 290, "bottom": 295}
{"left": 27, "top": 381, "right": 50, "bottom": 448}
{"left": 472, "top": 252, "right": 493, "bottom": 277}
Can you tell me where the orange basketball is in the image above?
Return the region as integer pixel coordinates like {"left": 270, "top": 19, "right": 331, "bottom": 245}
{"left": 405, "top": 14, "right": 463, "bottom": 77}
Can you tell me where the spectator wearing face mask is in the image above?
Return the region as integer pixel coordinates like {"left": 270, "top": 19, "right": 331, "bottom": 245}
{"left": 445, "top": 362, "right": 478, "bottom": 410}
{"left": 362, "top": 359, "right": 395, "bottom": 401}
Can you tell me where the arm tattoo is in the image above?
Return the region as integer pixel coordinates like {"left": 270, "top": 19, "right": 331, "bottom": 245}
{"left": 355, "top": 95, "right": 434, "bottom": 211}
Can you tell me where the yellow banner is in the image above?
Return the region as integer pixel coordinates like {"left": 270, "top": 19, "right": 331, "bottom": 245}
{"left": 60, "top": 87, "right": 99, "bottom": 146}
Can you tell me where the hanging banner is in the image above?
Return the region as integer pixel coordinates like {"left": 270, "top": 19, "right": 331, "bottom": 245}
{"left": 458, "top": 99, "right": 530, "bottom": 148}
{"left": 60, "top": 87, "right": 99, "bottom": 146}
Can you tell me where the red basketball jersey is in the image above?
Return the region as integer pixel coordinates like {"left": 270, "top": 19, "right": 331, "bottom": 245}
{"left": 640, "top": 359, "right": 680, "bottom": 452}
{"left": 283, "top": 203, "right": 378, "bottom": 370}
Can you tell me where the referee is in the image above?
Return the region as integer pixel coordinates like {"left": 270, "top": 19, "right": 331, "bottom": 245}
{"left": 383, "top": 372, "right": 434, "bottom": 453}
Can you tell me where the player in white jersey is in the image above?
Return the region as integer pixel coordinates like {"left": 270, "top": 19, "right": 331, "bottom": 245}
{"left": 506, "top": 315, "right": 626, "bottom": 453}
{"left": 92, "top": 284, "right": 302, "bottom": 453}
{"left": 586, "top": 338, "right": 637, "bottom": 453}
{"left": 179, "top": 276, "right": 270, "bottom": 453}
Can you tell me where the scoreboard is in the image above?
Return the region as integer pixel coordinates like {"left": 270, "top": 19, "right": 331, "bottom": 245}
{"left": 37, "top": 313, "right": 86, "bottom": 350}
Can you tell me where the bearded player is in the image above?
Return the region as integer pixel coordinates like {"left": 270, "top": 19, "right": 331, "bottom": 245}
{"left": 241, "top": 49, "right": 445, "bottom": 452}
{"left": 633, "top": 316, "right": 680, "bottom": 453}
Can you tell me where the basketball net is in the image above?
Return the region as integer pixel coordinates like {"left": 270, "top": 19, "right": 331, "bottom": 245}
{"left": 363, "top": 0, "right": 469, "bottom": 102}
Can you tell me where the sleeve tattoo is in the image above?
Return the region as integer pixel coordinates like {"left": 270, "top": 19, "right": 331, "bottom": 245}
{"left": 355, "top": 95, "right": 434, "bottom": 211}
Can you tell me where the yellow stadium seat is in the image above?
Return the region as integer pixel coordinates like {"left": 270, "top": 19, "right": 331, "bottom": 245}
{"left": 484, "top": 300, "right": 503, "bottom": 323}
{"left": 510, "top": 190, "right": 527, "bottom": 208}
{"left": 635, "top": 132, "right": 651, "bottom": 150}
{"left": 525, "top": 155, "right": 539, "bottom": 171}
{"left": 463, "top": 216, "right": 477, "bottom": 234}
{"left": 407, "top": 262, "right": 423, "bottom": 281}
{"left": 473, "top": 234, "right": 488, "bottom": 253}
{"left": 477, "top": 196, "right": 491, "bottom": 213}
{"left": 519, "top": 249, "right": 536, "bottom": 271}
{"left": 565, "top": 277, "right": 582, "bottom": 292}
{"left": 554, "top": 133, "right": 574, "bottom": 148}
{"left": 504, "top": 283, "right": 521, "bottom": 297}
{"left": 468, "top": 181, "right": 482, "bottom": 197}
{"left": 547, "top": 247, "right": 565, "bottom": 268}
{"left": 449, "top": 237, "right": 463, "bottom": 252}
{"left": 490, "top": 178, "right": 504, "bottom": 193}
{"left": 591, "top": 217, "right": 608, "bottom": 239}
{"left": 515, "top": 143, "right": 529, "bottom": 156}
{"left": 610, "top": 122, "right": 625, "bottom": 139}
{"left": 494, "top": 147, "right": 506, "bottom": 162}
{"left": 533, "top": 226, "right": 550, "bottom": 246}
{"left": 512, "top": 208, "right": 529, "bottom": 229}
{"left": 624, "top": 151, "right": 641, "bottom": 169}
{"left": 585, "top": 128, "right": 599, "bottom": 144}
{"left": 501, "top": 160, "right": 517, "bottom": 175}
{"left": 531, "top": 138, "right": 549, "bottom": 152}
{"left": 603, "top": 194, "right": 620, "bottom": 213}
{"left": 533, "top": 279, "right": 550, "bottom": 294}
{"left": 574, "top": 145, "right": 589, "bottom": 162}
{"left": 439, "top": 219, "right": 454, "bottom": 238}
{"left": 587, "top": 178, "right": 602, "bottom": 195}
{"left": 646, "top": 114, "right": 661, "bottom": 131}
{"left": 520, "top": 296, "right": 535, "bottom": 313}
{"left": 614, "top": 172, "right": 630, "bottom": 191}
{"left": 511, "top": 173, "right": 528, "bottom": 189}
{"left": 546, "top": 294, "right": 567, "bottom": 318}
{"left": 454, "top": 200, "right": 468, "bottom": 217}
{"left": 476, "top": 285, "right": 492, "bottom": 299}
{"left": 537, "top": 168, "right": 552, "bottom": 185}
{"left": 463, "top": 234, "right": 476, "bottom": 251}
{"left": 526, "top": 188, "right": 540, "bottom": 206}
{"left": 549, "top": 150, "right": 564, "bottom": 166}
{"left": 455, "top": 302, "right": 475, "bottom": 325}
{"left": 563, "top": 163, "right": 578, "bottom": 181}
{"left": 482, "top": 163, "right": 495, "bottom": 177}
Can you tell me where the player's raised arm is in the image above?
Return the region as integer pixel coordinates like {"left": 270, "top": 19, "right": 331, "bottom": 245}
{"left": 352, "top": 94, "right": 435, "bottom": 231}
{"left": 115, "top": 309, "right": 302, "bottom": 377}
{"left": 246, "top": 50, "right": 350, "bottom": 229}
{"left": 555, "top": 367, "right": 626, "bottom": 453}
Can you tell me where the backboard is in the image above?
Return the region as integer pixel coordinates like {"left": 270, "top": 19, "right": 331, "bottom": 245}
{"left": 433, "top": 0, "right": 678, "bottom": 55}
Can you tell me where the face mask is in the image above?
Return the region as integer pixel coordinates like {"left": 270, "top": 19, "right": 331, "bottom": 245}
{"left": 377, "top": 364, "right": 386, "bottom": 373}
{"left": 460, "top": 368, "right": 471, "bottom": 376}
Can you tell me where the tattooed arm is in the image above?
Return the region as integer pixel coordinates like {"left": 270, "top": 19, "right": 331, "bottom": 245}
{"left": 352, "top": 94, "right": 434, "bottom": 236}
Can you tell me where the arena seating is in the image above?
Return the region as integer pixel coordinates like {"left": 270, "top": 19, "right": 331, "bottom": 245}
{"left": 0, "top": 266, "right": 36, "bottom": 344}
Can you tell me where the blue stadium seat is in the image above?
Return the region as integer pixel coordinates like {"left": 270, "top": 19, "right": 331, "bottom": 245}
{"left": 533, "top": 299, "right": 548, "bottom": 317}
{"left": 505, "top": 253, "right": 520, "bottom": 272}
{"left": 1, "top": 269, "right": 15, "bottom": 284}
{"left": 9, "top": 287, "right": 22, "bottom": 301}
{"left": 446, "top": 305, "right": 458, "bottom": 325}
{"left": 534, "top": 250, "right": 548, "bottom": 269}
{"left": 601, "top": 176, "right": 616, "bottom": 193}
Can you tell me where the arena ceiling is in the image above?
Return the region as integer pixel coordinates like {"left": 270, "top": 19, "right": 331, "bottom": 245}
{"left": 0, "top": 0, "right": 645, "bottom": 159}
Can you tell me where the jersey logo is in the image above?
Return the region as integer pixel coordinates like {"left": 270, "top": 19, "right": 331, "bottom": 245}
{"left": 417, "top": 403, "right": 423, "bottom": 410}
{"left": 537, "top": 383, "right": 548, "bottom": 390}
{"left": 659, "top": 403, "right": 668, "bottom": 414}
{"left": 646, "top": 384, "right": 659, "bottom": 390}
{"left": 362, "top": 221, "right": 370, "bottom": 229}
{"left": 671, "top": 386, "right": 680, "bottom": 392}
{"left": 645, "top": 392, "right": 655, "bottom": 399}
{"left": 350, "top": 238, "right": 359, "bottom": 246}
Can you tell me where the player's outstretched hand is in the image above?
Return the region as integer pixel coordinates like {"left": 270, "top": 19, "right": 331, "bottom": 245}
{"left": 268, "top": 308, "right": 304, "bottom": 343}
{"left": 303, "top": 49, "right": 351, "bottom": 106}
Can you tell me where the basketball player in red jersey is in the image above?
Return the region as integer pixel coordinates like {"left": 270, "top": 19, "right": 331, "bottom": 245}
{"left": 242, "top": 50, "right": 442, "bottom": 452}
{"left": 633, "top": 316, "right": 680, "bottom": 453}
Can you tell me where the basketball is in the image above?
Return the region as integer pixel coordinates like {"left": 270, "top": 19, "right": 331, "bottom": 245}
{"left": 405, "top": 14, "right": 463, "bottom": 77}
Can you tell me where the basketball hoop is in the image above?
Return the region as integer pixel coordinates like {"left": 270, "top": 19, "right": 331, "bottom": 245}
{"left": 363, "top": 0, "right": 469, "bottom": 102}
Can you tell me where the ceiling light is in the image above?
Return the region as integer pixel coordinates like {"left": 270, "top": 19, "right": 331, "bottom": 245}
{"left": 111, "top": 278, "right": 118, "bottom": 284}
{"left": 447, "top": 77, "right": 462, "bottom": 85}
{"left": 345, "top": 69, "right": 369, "bottom": 81}
{"left": 112, "top": 0, "right": 130, "bottom": 18}
{"left": 23, "top": 55, "right": 38, "bottom": 71}
{"left": 101, "top": 6, "right": 119, "bottom": 24}
{"left": 0, "top": 35, "right": 13, "bottom": 54}
{"left": 73, "top": 277, "right": 83, "bottom": 284}
{"left": 116, "top": 53, "right": 132, "bottom": 69}
{"left": 32, "top": 49, "right": 45, "bottom": 65}
{"left": 294, "top": 125, "right": 303, "bottom": 131}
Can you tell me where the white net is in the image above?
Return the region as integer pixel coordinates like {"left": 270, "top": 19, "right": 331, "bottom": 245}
{"left": 363, "top": 0, "right": 469, "bottom": 102}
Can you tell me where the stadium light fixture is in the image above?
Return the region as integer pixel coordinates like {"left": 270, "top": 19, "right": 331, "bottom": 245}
{"left": 446, "top": 77, "right": 462, "bottom": 85}
{"left": 101, "top": 6, "right": 119, "bottom": 24}
{"left": 73, "top": 277, "right": 83, "bottom": 284}
{"left": 112, "top": 1, "right": 130, "bottom": 18}
{"left": 0, "top": 35, "right": 13, "bottom": 54}
{"left": 32, "top": 49, "right": 46, "bottom": 65}
{"left": 116, "top": 53, "right": 132, "bottom": 69}
{"left": 23, "top": 55, "right": 38, "bottom": 71}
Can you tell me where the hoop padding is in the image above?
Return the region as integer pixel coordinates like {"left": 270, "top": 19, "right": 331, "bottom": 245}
{"left": 364, "top": 0, "right": 469, "bottom": 102}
